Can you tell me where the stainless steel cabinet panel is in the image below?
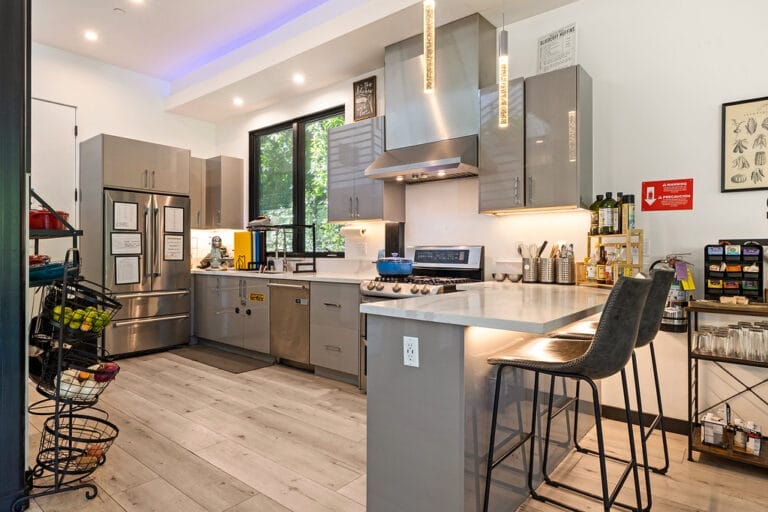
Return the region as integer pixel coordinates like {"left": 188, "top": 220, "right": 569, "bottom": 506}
{"left": 269, "top": 280, "right": 310, "bottom": 365}
{"left": 242, "top": 279, "right": 270, "bottom": 354}
{"left": 189, "top": 157, "right": 205, "bottom": 228}
{"left": 100, "top": 134, "right": 190, "bottom": 195}
{"left": 327, "top": 117, "right": 404, "bottom": 222}
{"left": 479, "top": 78, "right": 525, "bottom": 213}
{"left": 106, "top": 313, "right": 190, "bottom": 354}
{"left": 211, "top": 276, "right": 244, "bottom": 348}
{"left": 310, "top": 282, "right": 360, "bottom": 375}
{"left": 194, "top": 275, "right": 217, "bottom": 341}
{"left": 525, "top": 65, "right": 592, "bottom": 209}
{"left": 204, "top": 156, "right": 244, "bottom": 229}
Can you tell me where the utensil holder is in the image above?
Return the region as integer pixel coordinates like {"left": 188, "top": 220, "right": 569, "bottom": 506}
{"left": 538, "top": 258, "right": 555, "bottom": 283}
{"left": 556, "top": 258, "right": 576, "bottom": 284}
{"left": 522, "top": 258, "right": 539, "bottom": 282}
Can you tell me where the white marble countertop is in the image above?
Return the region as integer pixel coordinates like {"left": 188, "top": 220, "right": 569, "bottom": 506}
{"left": 360, "top": 281, "right": 611, "bottom": 333}
{"left": 191, "top": 269, "right": 374, "bottom": 285}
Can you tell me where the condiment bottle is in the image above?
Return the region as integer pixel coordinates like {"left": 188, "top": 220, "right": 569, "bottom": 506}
{"left": 599, "top": 193, "right": 616, "bottom": 235}
{"left": 596, "top": 245, "right": 607, "bottom": 284}
{"left": 589, "top": 194, "right": 604, "bottom": 236}
{"left": 604, "top": 250, "right": 615, "bottom": 285}
{"left": 614, "top": 192, "right": 623, "bottom": 234}
{"left": 622, "top": 194, "right": 635, "bottom": 232}
{"left": 585, "top": 252, "right": 597, "bottom": 283}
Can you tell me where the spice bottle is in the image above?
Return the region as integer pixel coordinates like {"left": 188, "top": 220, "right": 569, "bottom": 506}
{"left": 589, "top": 194, "right": 604, "bottom": 236}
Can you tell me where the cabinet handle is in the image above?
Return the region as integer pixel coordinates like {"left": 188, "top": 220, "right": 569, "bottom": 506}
{"left": 152, "top": 170, "right": 156, "bottom": 188}
{"left": 235, "top": 307, "right": 240, "bottom": 314}
{"left": 513, "top": 176, "right": 520, "bottom": 204}
{"left": 324, "top": 345, "right": 342, "bottom": 352}
{"left": 217, "top": 210, "right": 221, "bottom": 225}
{"left": 527, "top": 176, "right": 534, "bottom": 204}
{"left": 143, "top": 169, "right": 148, "bottom": 188}
{"left": 323, "top": 302, "right": 342, "bottom": 308}
{"left": 197, "top": 211, "right": 201, "bottom": 225}
{"left": 355, "top": 196, "right": 359, "bottom": 217}
{"left": 349, "top": 197, "right": 354, "bottom": 216}
{"left": 267, "top": 283, "right": 308, "bottom": 290}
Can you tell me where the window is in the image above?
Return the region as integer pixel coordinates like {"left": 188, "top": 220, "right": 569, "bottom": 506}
{"left": 249, "top": 107, "right": 345, "bottom": 255}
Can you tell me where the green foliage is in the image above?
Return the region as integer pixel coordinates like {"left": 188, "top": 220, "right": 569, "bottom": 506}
{"left": 256, "top": 113, "right": 345, "bottom": 254}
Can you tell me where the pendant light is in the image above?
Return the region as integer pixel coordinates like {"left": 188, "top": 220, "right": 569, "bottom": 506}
{"left": 498, "top": 14, "right": 509, "bottom": 128}
{"left": 423, "top": 0, "right": 435, "bottom": 93}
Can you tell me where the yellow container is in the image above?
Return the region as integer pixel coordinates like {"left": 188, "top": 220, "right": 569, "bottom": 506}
{"left": 233, "top": 231, "right": 252, "bottom": 270}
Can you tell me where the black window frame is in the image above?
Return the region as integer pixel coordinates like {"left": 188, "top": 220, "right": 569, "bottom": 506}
{"left": 248, "top": 105, "right": 345, "bottom": 257}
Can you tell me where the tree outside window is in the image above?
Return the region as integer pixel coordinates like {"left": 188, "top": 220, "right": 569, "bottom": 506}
{"left": 250, "top": 107, "right": 345, "bottom": 255}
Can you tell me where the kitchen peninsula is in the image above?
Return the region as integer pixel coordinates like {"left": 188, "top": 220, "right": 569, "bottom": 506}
{"left": 361, "top": 282, "right": 610, "bottom": 512}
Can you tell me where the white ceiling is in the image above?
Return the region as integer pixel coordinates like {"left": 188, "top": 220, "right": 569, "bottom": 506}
{"left": 31, "top": 0, "right": 577, "bottom": 122}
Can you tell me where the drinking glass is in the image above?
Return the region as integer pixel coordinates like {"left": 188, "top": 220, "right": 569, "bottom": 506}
{"left": 696, "top": 329, "right": 713, "bottom": 354}
{"left": 747, "top": 328, "right": 763, "bottom": 361}
{"left": 727, "top": 324, "right": 742, "bottom": 358}
{"left": 713, "top": 329, "right": 728, "bottom": 356}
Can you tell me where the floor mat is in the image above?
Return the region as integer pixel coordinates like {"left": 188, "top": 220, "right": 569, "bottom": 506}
{"left": 172, "top": 345, "right": 272, "bottom": 373}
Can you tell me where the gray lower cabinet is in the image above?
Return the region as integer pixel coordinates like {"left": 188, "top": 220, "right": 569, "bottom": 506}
{"left": 309, "top": 282, "right": 360, "bottom": 376}
{"left": 327, "top": 117, "right": 405, "bottom": 222}
{"left": 81, "top": 134, "right": 190, "bottom": 195}
{"left": 205, "top": 156, "right": 244, "bottom": 229}
{"left": 190, "top": 157, "right": 205, "bottom": 228}
{"left": 194, "top": 275, "right": 269, "bottom": 353}
{"left": 524, "top": 65, "right": 592, "bottom": 209}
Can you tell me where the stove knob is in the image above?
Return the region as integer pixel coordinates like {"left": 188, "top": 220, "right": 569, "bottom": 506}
{"left": 421, "top": 285, "right": 431, "bottom": 295}
{"left": 366, "top": 281, "right": 376, "bottom": 290}
{"left": 375, "top": 282, "right": 385, "bottom": 291}
{"left": 392, "top": 283, "right": 402, "bottom": 293}
{"left": 410, "top": 285, "right": 420, "bottom": 294}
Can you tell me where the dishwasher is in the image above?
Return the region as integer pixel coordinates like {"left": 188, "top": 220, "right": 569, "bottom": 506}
{"left": 268, "top": 280, "right": 310, "bottom": 367}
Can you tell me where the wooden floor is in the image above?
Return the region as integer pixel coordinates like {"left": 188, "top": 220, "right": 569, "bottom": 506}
{"left": 25, "top": 352, "right": 768, "bottom": 512}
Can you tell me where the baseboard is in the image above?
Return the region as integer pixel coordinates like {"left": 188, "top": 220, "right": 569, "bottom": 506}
{"left": 601, "top": 405, "right": 688, "bottom": 436}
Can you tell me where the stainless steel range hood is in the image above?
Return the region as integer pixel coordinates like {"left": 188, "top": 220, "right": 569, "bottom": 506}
{"left": 365, "top": 14, "right": 494, "bottom": 183}
{"left": 364, "top": 135, "right": 477, "bottom": 183}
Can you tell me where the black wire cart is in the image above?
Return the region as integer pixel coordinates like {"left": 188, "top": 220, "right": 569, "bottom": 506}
{"left": 15, "top": 199, "right": 123, "bottom": 510}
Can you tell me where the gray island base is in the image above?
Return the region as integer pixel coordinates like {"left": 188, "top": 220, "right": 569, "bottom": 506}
{"left": 362, "top": 283, "right": 610, "bottom": 512}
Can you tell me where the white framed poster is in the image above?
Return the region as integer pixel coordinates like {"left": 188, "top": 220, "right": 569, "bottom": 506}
{"left": 115, "top": 256, "right": 140, "bottom": 285}
{"left": 164, "top": 206, "right": 184, "bottom": 233}
{"left": 164, "top": 234, "right": 184, "bottom": 261}
{"left": 111, "top": 232, "right": 142, "bottom": 255}
{"left": 537, "top": 23, "right": 577, "bottom": 74}
{"left": 113, "top": 201, "right": 138, "bottom": 231}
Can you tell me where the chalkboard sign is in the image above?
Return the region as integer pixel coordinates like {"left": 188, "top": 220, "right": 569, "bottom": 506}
{"left": 353, "top": 76, "right": 377, "bottom": 121}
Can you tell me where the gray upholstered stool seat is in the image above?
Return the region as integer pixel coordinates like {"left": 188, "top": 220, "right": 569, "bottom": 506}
{"left": 550, "top": 269, "right": 675, "bottom": 476}
{"left": 482, "top": 276, "right": 652, "bottom": 512}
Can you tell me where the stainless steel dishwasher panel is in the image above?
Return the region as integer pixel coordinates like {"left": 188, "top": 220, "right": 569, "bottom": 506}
{"left": 268, "top": 280, "right": 310, "bottom": 366}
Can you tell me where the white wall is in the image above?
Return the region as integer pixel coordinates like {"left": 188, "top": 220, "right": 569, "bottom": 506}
{"left": 32, "top": 43, "right": 216, "bottom": 156}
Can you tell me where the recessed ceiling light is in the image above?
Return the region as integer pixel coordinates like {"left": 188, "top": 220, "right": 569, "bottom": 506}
{"left": 113, "top": 7, "right": 126, "bottom": 15}
{"left": 130, "top": 0, "right": 145, "bottom": 4}
{"left": 84, "top": 30, "right": 98, "bottom": 42}
{"left": 232, "top": 97, "right": 244, "bottom": 107}
{"left": 293, "top": 73, "right": 306, "bottom": 85}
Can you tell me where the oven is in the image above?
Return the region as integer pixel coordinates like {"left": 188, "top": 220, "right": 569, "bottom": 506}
{"left": 358, "top": 245, "right": 484, "bottom": 392}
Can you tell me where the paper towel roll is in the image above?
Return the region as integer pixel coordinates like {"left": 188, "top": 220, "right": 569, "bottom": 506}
{"left": 340, "top": 225, "right": 366, "bottom": 241}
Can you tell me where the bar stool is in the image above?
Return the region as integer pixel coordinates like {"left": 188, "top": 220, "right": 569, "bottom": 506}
{"left": 552, "top": 269, "right": 675, "bottom": 476}
{"left": 482, "top": 276, "right": 651, "bottom": 512}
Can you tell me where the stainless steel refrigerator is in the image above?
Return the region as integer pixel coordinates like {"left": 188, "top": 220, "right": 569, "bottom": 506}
{"left": 79, "top": 189, "right": 191, "bottom": 356}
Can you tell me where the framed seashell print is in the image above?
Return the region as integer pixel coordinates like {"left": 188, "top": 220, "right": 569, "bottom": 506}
{"left": 722, "top": 95, "right": 768, "bottom": 192}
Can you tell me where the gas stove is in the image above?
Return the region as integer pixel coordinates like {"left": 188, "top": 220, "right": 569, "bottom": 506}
{"left": 361, "top": 245, "right": 484, "bottom": 299}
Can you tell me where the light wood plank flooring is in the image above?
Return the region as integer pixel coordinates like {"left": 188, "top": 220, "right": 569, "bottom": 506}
{"left": 25, "top": 352, "right": 768, "bottom": 511}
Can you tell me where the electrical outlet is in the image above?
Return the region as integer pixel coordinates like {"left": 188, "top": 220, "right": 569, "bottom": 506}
{"left": 403, "top": 336, "right": 420, "bottom": 368}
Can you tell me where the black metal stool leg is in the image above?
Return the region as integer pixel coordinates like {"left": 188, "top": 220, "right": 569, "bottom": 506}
{"left": 631, "top": 352, "right": 653, "bottom": 511}
{"left": 620, "top": 368, "right": 643, "bottom": 512}
{"left": 572, "top": 379, "right": 585, "bottom": 451}
{"left": 483, "top": 364, "right": 505, "bottom": 512}
{"left": 648, "top": 341, "right": 670, "bottom": 474}
{"left": 540, "top": 375, "right": 557, "bottom": 484}
{"left": 526, "top": 372, "right": 541, "bottom": 497}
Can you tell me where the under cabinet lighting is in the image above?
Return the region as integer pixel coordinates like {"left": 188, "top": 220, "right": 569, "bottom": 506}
{"left": 437, "top": 170, "right": 446, "bottom": 177}
{"left": 423, "top": 0, "right": 435, "bottom": 93}
{"left": 396, "top": 176, "right": 404, "bottom": 182}
{"left": 233, "top": 97, "right": 244, "bottom": 107}
{"left": 84, "top": 30, "right": 98, "bottom": 42}
{"left": 293, "top": 73, "right": 306, "bottom": 85}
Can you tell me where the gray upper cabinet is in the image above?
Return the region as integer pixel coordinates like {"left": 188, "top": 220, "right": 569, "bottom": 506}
{"left": 91, "top": 134, "right": 190, "bottom": 195}
{"left": 327, "top": 117, "right": 405, "bottom": 222}
{"left": 478, "top": 78, "right": 525, "bottom": 213}
{"left": 524, "top": 65, "right": 593, "bottom": 209}
{"left": 205, "top": 156, "right": 244, "bottom": 229}
{"left": 190, "top": 157, "right": 205, "bottom": 228}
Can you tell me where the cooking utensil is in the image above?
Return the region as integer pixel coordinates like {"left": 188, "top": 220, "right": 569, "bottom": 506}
{"left": 537, "top": 241, "right": 548, "bottom": 259}
{"left": 376, "top": 253, "right": 413, "bottom": 276}
{"left": 517, "top": 244, "right": 523, "bottom": 258}
{"left": 529, "top": 244, "right": 538, "bottom": 260}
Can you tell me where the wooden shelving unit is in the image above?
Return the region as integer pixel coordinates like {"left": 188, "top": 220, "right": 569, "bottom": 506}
{"left": 687, "top": 301, "right": 768, "bottom": 469}
{"left": 576, "top": 229, "right": 644, "bottom": 287}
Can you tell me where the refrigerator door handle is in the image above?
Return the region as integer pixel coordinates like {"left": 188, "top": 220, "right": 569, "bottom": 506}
{"left": 153, "top": 201, "right": 161, "bottom": 277}
{"left": 112, "top": 313, "right": 190, "bottom": 328}
{"left": 144, "top": 207, "right": 152, "bottom": 278}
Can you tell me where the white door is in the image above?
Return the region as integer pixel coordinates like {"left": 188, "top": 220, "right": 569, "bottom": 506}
{"left": 30, "top": 98, "right": 78, "bottom": 261}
